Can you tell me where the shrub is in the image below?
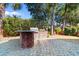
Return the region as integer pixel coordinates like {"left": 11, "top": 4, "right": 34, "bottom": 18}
{"left": 64, "top": 27, "right": 71, "bottom": 35}
{"left": 3, "top": 17, "right": 21, "bottom": 36}
{"left": 76, "top": 26, "right": 79, "bottom": 37}
{"left": 3, "top": 17, "right": 45, "bottom": 36}
{"left": 64, "top": 26, "right": 77, "bottom": 36}
{"left": 77, "top": 26, "right": 79, "bottom": 32}
{"left": 71, "top": 26, "right": 77, "bottom": 36}
{"left": 48, "top": 27, "right": 51, "bottom": 35}
{"left": 55, "top": 27, "right": 62, "bottom": 34}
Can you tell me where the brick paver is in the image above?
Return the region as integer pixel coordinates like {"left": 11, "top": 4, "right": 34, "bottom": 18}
{"left": 0, "top": 38, "right": 79, "bottom": 56}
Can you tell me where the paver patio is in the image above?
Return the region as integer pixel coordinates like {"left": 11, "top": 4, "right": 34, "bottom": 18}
{"left": 0, "top": 35, "right": 79, "bottom": 56}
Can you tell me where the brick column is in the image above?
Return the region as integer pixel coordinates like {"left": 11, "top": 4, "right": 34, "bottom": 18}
{"left": 20, "top": 32, "right": 34, "bottom": 48}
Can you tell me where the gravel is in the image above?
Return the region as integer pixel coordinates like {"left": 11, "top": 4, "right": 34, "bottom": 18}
{"left": 0, "top": 39, "right": 79, "bottom": 56}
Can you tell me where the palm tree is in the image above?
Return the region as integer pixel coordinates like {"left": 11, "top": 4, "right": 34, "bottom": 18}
{"left": 50, "top": 4, "right": 56, "bottom": 35}
{"left": 60, "top": 3, "right": 79, "bottom": 31}
{"left": 0, "top": 3, "right": 22, "bottom": 36}
{"left": 0, "top": 3, "right": 9, "bottom": 36}
{"left": 0, "top": 3, "right": 22, "bottom": 19}
{"left": 26, "top": 3, "right": 60, "bottom": 35}
{"left": 45, "top": 3, "right": 58, "bottom": 35}
{"left": 0, "top": 3, "right": 21, "bottom": 22}
{"left": 11, "top": 3, "right": 22, "bottom": 10}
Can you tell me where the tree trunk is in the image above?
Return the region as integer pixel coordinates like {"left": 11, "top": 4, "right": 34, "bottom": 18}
{"left": 51, "top": 15, "right": 55, "bottom": 35}
{"left": 62, "top": 19, "right": 66, "bottom": 31}
{"left": 51, "top": 4, "right": 55, "bottom": 35}
{"left": 0, "top": 4, "right": 5, "bottom": 37}
{"left": 62, "top": 4, "right": 67, "bottom": 31}
{"left": 0, "top": 4, "right": 5, "bottom": 18}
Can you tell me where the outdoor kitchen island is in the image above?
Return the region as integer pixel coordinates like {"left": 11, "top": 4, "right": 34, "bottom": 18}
{"left": 17, "top": 30, "right": 38, "bottom": 48}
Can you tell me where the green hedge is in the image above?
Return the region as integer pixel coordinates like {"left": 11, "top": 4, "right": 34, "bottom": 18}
{"left": 3, "top": 17, "right": 33, "bottom": 36}
{"left": 77, "top": 26, "right": 79, "bottom": 32}
{"left": 64, "top": 26, "right": 77, "bottom": 36}
{"left": 76, "top": 26, "right": 79, "bottom": 37}
{"left": 71, "top": 26, "right": 77, "bottom": 36}
{"left": 55, "top": 27, "right": 62, "bottom": 34}
{"left": 64, "top": 27, "right": 71, "bottom": 35}
{"left": 3, "top": 17, "right": 49, "bottom": 37}
{"left": 3, "top": 17, "right": 22, "bottom": 36}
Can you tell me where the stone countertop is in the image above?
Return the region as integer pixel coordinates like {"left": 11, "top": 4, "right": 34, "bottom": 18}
{"left": 16, "top": 30, "right": 38, "bottom": 33}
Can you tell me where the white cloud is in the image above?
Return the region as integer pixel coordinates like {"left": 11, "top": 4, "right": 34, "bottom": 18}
{"left": 5, "top": 11, "right": 10, "bottom": 15}
{"left": 11, "top": 12, "right": 21, "bottom": 16}
{"left": 5, "top": 11, "right": 21, "bottom": 16}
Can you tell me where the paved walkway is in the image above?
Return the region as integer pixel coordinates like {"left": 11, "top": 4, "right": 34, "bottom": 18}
{"left": 0, "top": 35, "right": 79, "bottom": 56}
{"left": 0, "top": 35, "right": 79, "bottom": 41}
{"left": 37, "top": 35, "right": 79, "bottom": 40}
{"left": 51, "top": 35, "right": 79, "bottom": 40}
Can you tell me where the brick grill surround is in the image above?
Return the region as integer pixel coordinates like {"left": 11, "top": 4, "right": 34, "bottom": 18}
{"left": 20, "top": 31, "right": 48, "bottom": 48}
{"left": 34, "top": 31, "right": 48, "bottom": 40}
{"left": 20, "top": 32, "right": 34, "bottom": 48}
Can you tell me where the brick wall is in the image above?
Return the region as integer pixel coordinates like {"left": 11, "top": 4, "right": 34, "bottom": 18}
{"left": 34, "top": 31, "right": 48, "bottom": 40}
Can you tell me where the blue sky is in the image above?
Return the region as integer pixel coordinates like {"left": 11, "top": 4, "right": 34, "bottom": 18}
{"left": 5, "top": 4, "right": 32, "bottom": 19}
